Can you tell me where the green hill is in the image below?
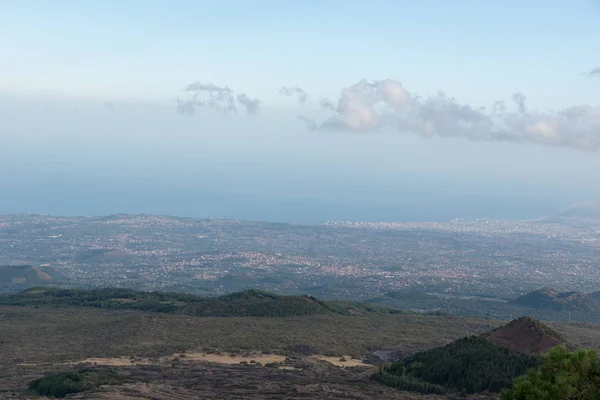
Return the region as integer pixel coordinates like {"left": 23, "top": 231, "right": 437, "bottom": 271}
{"left": 373, "top": 317, "right": 564, "bottom": 395}
{"left": 0, "top": 287, "right": 403, "bottom": 318}
{"left": 509, "top": 287, "right": 598, "bottom": 312}
{"left": 0, "top": 265, "right": 68, "bottom": 290}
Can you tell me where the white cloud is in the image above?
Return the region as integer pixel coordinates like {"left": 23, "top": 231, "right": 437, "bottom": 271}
{"left": 279, "top": 86, "right": 308, "bottom": 105}
{"left": 177, "top": 82, "right": 260, "bottom": 115}
{"left": 300, "top": 78, "right": 600, "bottom": 152}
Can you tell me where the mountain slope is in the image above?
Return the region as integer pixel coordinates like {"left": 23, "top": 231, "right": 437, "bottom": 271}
{"left": 483, "top": 316, "right": 566, "bottom": 354}
{"left": 0, "top": 265, "right": 68, "bottom": 288}
{"left": 374, "top": 317, "right": 565, "bottom": 394}
{"left": 509, "top": 287, "right": 598, "bottom": 312}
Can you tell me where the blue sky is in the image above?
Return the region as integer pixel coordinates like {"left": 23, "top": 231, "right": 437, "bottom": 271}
{"left": 1, "top": 0, "right": 600, "bottom": 222}
{"left": 2, "top": 0, "right": 599, "bottom": 104}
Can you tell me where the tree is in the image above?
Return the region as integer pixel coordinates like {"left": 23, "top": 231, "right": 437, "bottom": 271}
{"left": 501, "top": 346, "right": 600, "bottom": 400}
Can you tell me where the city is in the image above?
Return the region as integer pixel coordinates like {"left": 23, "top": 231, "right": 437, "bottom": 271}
{"left": 2, "top": 212, "right": 599, "bottom": 301}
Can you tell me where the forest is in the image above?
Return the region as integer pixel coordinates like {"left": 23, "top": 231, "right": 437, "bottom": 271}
{"left": 373, "top": 336, "right": 541, "bottom": 394}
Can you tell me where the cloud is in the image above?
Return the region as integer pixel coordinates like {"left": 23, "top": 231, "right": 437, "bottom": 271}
{"left": 104, "top": 102, "right": 116, "bottom": 111}
{"left": 319, "top": 98, "right": 336, "bottom": 111}
{"left": 303, "top": 78, "right": 600, "bottom": 152}
{"left": 512, "top": 93, "right": 527, "bottom": 114}
{"left": 236, "top": 93, "right": 261, "bottom": 115}
{"left": 279, "top": 86, "right": 308, "bottom": 105}
{"left": 176, "top": 81, "right": 260, "bottom": 115}
{"left": 588, "top": 67, "right": 600, "bottom": 77}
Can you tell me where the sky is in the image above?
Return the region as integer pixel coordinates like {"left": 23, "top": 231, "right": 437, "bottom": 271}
{"left": 1, "top": 0, "right": 600, "bottom": 222}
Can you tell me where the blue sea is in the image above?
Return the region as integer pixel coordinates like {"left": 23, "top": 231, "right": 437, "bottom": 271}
{"left": 0, "top": 174, "right": 576, "bottom": 223}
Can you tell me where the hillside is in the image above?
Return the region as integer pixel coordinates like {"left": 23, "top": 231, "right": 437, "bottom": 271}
{"left": 483, "top": 317, "right": 566, "bottom": 354}
{"left": 0, "top": 287, "right": 402, "bottom": 318}
{"left": 374, "top": 318, "right": 565, "bottom": 395}
{"left": 0, "top": 302, "right": 504, "bottom": 399}
{"left": 509, "top": 287, "right": 598, "bottom": 312}
{"left": 2, "top": 289, "right": 600, "bottom": 399}
{"left": 0, "top": 265, "right": 68, "bottom": 291}
{"left": 366, "top": 289, "right": 600, "bottom": 324}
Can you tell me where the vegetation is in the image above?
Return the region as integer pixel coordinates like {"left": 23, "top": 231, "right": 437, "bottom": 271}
{"left": 501, "top": 346, "right": 600, "bottom": 400}
{"left": 28, "top": 368, "right": 128, "bottom": 398}
{"left": 374, "top": 336, "right": 541, "bottom": 394}
{"left": 509, "top": 287, "right": 599, "bottom": 312}
{"left": 367, "top": 290, "right": 600, "bottom": 324}
{"left": 0, "top": 287, "right": 403, "bottom": 318}
{"left": 2, "top": 300, "right": 600, "bottom": 399}
{"left": 0, "top": 265, "right": 67, "bottom": 292}
{"left": 0, "top": 305, "right": 500, "bottom": 374}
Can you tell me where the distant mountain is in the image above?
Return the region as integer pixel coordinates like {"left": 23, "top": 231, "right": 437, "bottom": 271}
{"left": 509, "top": 287, "right": 598, "bottom": 312}
{"left": 0, "top": 265, "right": 67, "bottom": 288}
{"left": 483, "top": 316, "right": 566, "bottom": 354}
{"left": 538, "top": 202, "right": 600, "bottom": 224}
{"left": 374, "top": 317, "right": 565, "bottom": 394}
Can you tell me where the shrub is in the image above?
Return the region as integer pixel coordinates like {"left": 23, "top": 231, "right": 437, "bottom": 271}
{"left": 29, "top": 371, "right": 89, "bottom": 398}
{"left": 28, "top": 369, "right": 126, "bottom": 398}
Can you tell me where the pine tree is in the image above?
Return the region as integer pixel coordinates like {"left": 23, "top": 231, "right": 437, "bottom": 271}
{"left": 501, "top": 346, "right": 600, "bottom": 400}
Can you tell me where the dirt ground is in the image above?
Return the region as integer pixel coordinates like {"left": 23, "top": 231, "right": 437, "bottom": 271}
{"left": 68, "top": 350, "right": 371, "bottom": 369}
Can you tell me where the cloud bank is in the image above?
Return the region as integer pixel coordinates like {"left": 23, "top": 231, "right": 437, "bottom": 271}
{"left": 589, "top": 67, "right": 600, "bottom": 77}
{"left": 177, "top": 82, "right": 260, "bottom": 115}
{"left": 176, "top": 78, "right": 600, "bottom": 152}
{"left": 299, "top": 79, "right": 600, "bottom": 152}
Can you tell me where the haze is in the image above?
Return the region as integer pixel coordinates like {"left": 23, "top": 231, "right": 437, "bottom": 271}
{"left": 2, "top": 0, "right": 600, "bottom": 223}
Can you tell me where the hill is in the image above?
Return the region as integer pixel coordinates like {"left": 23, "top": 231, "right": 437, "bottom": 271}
{"left": 373, "top": 318, "right": 564, "bottom": 395}
{"left": 509, "top": 287, "right": 598, "bottom": 312}
{"left": 365, "top": 289, "right": 600, "bottom": 324}
{"left": 0, "top": 265, "right": 68, "bottom": 291}
{"left": 0, "top": 287, "right": 403, "bottom": 318}
{"left": 483, "top": 317, "right": 566, "bottom": 354}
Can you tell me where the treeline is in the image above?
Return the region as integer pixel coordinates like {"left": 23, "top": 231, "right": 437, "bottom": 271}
{"left": 373, "top": 336, "right": 541, "bottom": 394}
{"left": 0, "top": 287, "right": 401, "bottom": 318}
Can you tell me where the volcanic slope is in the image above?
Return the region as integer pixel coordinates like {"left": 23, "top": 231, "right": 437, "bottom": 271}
{"left": 509, "top": 287, "right": 598, "bottom": 312}
{"left": 374, "top": 317, "right": 568, "bottom": 395}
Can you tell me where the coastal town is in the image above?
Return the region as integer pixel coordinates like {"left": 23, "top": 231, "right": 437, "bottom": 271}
{"left": 2, "top": 212, "right": 599, "bottom": 300}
